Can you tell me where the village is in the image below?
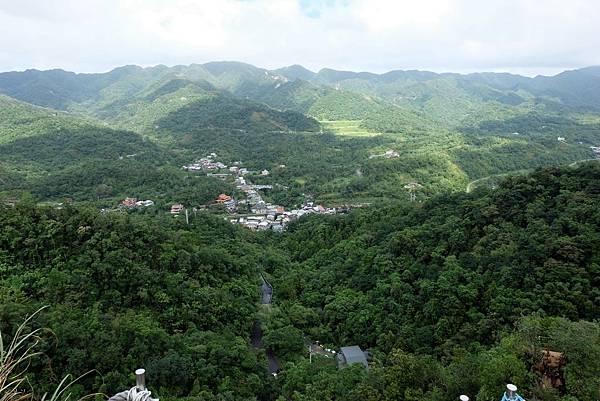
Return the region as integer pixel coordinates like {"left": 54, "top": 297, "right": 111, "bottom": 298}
{"left": 118, "top": 153, "right": 346, "bottom": 231}
{"left": 103, "top": 143, "right": 600, "bottom": 224}
{"left": 196, "top": 153, "right": 344, "bottom": 231}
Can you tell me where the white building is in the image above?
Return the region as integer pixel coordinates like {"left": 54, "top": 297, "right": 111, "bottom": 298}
{"left": 135, "top": 200, "right": 155, "bottom": 207}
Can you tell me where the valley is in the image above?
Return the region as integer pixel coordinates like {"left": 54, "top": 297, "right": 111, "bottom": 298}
{"left": 1, "top": 61, "right": 600, "bottom": 401}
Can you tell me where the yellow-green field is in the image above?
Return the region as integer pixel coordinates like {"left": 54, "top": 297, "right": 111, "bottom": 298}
{"left": 320, "top": 120, "right": 380, "bottom": 137}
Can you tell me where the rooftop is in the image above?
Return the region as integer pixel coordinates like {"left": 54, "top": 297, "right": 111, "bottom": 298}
{"left": 339, "top": 345, "right": 368, "bottom": 368}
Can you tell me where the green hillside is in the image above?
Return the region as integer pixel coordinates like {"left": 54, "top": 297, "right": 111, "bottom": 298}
{"left": 275, "top": 65, "right": 600, "bottom": 129}
{"left": 0, "top": 94, "right": 99, "bottom": 144}
{"left": 2, "top": 164, "right": 599, "bottom": 400}
{"left": 4, "top": 62, "right": 600, "bottom": 135}
{"left": 264, "top": 163, "right": 600, "bottom": 400}
{"left": 1, "top": 63, "right": 599, "bottom": 207}
{"left": 232, "top": 78, "right": 437, "bottom": 135}
{"left": 0, "top": 204, "right": 269, "bottom": 399}
{"left": 153, "top": 90, "right": 319, "bottom": 135}
{"left": 0, "top": 95, "right": 230, "bottom": 205}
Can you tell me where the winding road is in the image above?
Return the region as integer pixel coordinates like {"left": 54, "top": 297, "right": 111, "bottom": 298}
{"left": 465, "top": 158, "right": 600, "bottom": 193}
{"left": 465, "top": 170, "right": 529, "bottom": 193}
{"left": 569, "top": 158, "right": 599, "bottom": 167}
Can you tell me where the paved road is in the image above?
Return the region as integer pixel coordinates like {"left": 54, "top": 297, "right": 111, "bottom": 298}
{"left": 260, "top": 275, "right": 273, "bottom": 304}
{"left": 466, "top": 158, "right": 600, "bottom": 193}
{"left": 266, "top": 349, "right": 280, "bottom": 374}
{"left": 466, "top": 169, "right": 530, "bottom": 193}
{"left": 569, "top": 158, "right": 599, "bottom": 167}
{"left": 250, "top": 274, "right": 280, "bottom": 375}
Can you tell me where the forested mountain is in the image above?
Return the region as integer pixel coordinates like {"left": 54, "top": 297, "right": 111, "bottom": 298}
{"left": 262, "top": 163, "right": 600, "bottom": 400}
{"left": 1, "top": 164, "right": 599, "bottom": 400}
{"left": 0, "top": 93, "right": 162, "bottom": 187}
{"left": 1, "top": 61, "right": 599, "bottom": 206}
{"left": 4, "top": 62, "right": 600, "bottom": 119}
{"left": 232, "top": 78, "right": 436, "bottom": 134}
{"left": 1, "top": 0, "right": 600, "bottom": 398}
{"left": 271, "top": 65, "right": 600, "bottom": 129}
{"left": 0, "top": 94, "right": 98, "bottom": 144}
{"left": 2, "top": 62, "right": 600, "bottom": 147}
{"left": 0, "top": 94, "right": 232, "bottom": 204}
{"left": 0, "top": 203, "right": 270, "bottom": 399}
{"left": 87, "top": 77, "right": 319, "bottom": 135}
{"left": 281, "top": 65, "right": 600, "bottom": 112}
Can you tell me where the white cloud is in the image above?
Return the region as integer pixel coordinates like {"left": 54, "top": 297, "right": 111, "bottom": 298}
{"left": 0, "top": 0, "right": 599, "bottom": 75}
{"left": 351, "top": 0, "right": 452, "bottom": 33}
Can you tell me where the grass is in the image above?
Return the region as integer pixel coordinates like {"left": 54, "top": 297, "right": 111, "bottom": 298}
{"left": 0, "top": 309, "right": 41, "bottom": 401}
{"left": 0, "top": 308, "right": 96, "bottom": 401}
{"left": 320, "top": 120, "right": 381, "bottom": 137}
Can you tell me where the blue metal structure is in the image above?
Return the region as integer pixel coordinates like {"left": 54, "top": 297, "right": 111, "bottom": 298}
{"left": 500, "top": 392, "right": 525, "bottom": 401}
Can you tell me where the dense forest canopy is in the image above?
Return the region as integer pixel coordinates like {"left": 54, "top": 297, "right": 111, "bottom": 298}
{"left": 1, "top": 62, "right": 600, "bottom": 401}
{"left": 0, "top": 203, "right": 270, "bottom": 399}
{"left": 1, "top": 164, "right": 599, "bottom": 400}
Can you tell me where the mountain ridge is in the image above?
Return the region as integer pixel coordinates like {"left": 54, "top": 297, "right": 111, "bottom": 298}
{"left": 3, "top": 62, "right": 600, "bottom": 120}
{"left": 5, "top": 62, "right": 600, "bottom": 80}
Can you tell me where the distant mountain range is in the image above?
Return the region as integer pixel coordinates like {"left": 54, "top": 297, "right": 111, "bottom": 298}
{"left": 2, "top": 62, "right": 600, "bottom": 114}
{"left": 1, "top": 61, "right": 599, "bottom": 204}
{"left": 2, "top": 62, "right": 600, "bottom": 140}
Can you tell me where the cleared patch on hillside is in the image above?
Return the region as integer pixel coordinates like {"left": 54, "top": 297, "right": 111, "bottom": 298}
{"left": 320, "top": 120, "right": 380, "bottom": 137}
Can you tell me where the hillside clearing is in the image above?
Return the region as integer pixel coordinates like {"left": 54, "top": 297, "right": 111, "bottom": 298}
{"left": 320, "top": 120, "right": 380, "bottom": 137}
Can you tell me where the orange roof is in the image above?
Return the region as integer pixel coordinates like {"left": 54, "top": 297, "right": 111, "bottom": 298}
{"left": 216, "top": 194, "right": 232, "bottom": 202}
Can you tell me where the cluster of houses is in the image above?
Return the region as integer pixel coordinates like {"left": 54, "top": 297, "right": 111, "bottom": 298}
{"left": 175, "top": 154, "right": 277, "bottom": 219}
{"left": 111, "top": 152, "right": 361, "bottom": 225}
{"left": 182, "top": 154, "right": 271, "bottom": 179}
{"left": 231, "top": 199, "right": 342, "bottom": 232}
{"left": 229, "top": 175, "right": 285, "bottom": 231}
{"left": 177, "top": 153, "right": 348, "bottom": 230}
{"left": 182, "top": 153, "right": 227, "bottom": 171}
{"left": 178, "top": 155, "right": 346, "bottom": 231}
{"left": 120, "top": 197, "right": 155, "bottom": 208}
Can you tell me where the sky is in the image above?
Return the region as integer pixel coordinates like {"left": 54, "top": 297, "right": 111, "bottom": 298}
{"left": 0, "top": 0, "right": 599, "bottom": 76}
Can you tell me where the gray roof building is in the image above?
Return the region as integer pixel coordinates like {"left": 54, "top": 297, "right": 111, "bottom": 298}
{"left": 337, "top": 345, "right": 368, "bottom": 369}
